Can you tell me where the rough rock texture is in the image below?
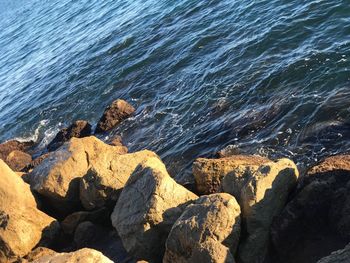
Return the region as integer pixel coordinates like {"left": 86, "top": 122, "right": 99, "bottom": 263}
{"left": 317, "top": 243, "right": 350, "bottom": 263}
{"left": 270, "top": 155, "right": 350, "bottom": 263}
{"left": 193, "top": 155, "right": 269, "bottom": 194}
{"left": 6, "top": 150, "right": 32, "bottom": 172}
{"left": 111, "top": 157, "right": 198, "bottom": 262}
{"left": 193, "top": 155, "right": 299, "bottom": 263}
{"left": 29, "top": 136, "right": 126, "bottom": 215}
{"left": 80, "top": 150, "right": 158, "bottom": 210}
{"left": 95, "top": 99, "right": 135, "bottom": 133}
{"left": 23, "top": 247, "right": 57, "bottom": 262}
{"left": 30, "top": 248, "right": 113, "bottom": 263}
{"left": 47, "top": 120, "right": 92, "bottom": 152}
{"left": 0, "top": 160, "right": 59, "bottom": 262}
{"left": 22, "top": 153, "right": 51, "bottom": 173}
{"left": 0, "top": 140, "right": 34, "bottom": 161}
{"left": 164, "top": 193, "right": 241, "bottom": 263}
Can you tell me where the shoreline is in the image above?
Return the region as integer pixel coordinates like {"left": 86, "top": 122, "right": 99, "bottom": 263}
{"left": 0, "top": 99, "right": 349, "bottom": 263}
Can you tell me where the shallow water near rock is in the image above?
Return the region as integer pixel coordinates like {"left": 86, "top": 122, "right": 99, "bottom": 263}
{"left": 0, "top": 0, "right": 350, "bottom": 183}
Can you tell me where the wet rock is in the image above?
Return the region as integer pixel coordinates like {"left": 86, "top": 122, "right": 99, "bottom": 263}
{"left": 317, "top": 243, "right": 350, "bottom": 263}
{"left": 29, "top": 248, "right": 113, "bottom": 263}
{"left": 95, "top": 99, "right": 135, "bottom": 133}
{"left": 80, "top": 150, "right": 158, "bottom": 210}
{"left": 111, "top": 157, "right": 198, "bottom": 262}
{"left": 61, "top": 208, "right": 110, "bottom": 235}
{"left": 270, "top": 155, "right": 350, "bottom": 263}
{"left": 164, "top": 193, "right": 241, "bottom": 263}
{"left": 6, "top": 150, "right": 32, "bottom": 172}
{"left": 29, "top": 136, "right": 126, "bottom": 216}
{"left": 193, "top": 155, "right": 269, "bottom": 195}
{"left": 47, "top": 120, "right": 92, "bottom": 152}
{"left": 0, "top": 160, "right": 59, "bottom": 262}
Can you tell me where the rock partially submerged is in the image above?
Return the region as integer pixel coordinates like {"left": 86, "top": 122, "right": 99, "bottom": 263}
{"left": 164, "top": 193, "right": 241, "bottom": 263}
{"left": 47, "top": 120, "right": 92, "bottom": 152}
{"left": 0, "top": 160, "right": 59, "bottom": 262}
{"left": 270, "top": 155, "right": 350, "bottom": 263}
{"left": 193, "top": 155, "right": 299, "bottom": 263}
{"left": 111, "top": 157, "right": 198, "bottom": 262}
{"left": 95, "top": 99, "right": 135, "bottom": 133}
{"left": 29, "top": 136, "right": 126, "bottom": 216}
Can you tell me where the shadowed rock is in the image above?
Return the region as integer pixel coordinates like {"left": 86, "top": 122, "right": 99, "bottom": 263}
{"left": 317, "top": 243, "right": 350, "bottom": 263}
{"left": 164, "top": 193, "right": 241, "bottom": 263}
{"left": 95, "top": 99, "right": 135, "bottom": 133}
{"left": 111, "top": 157, "right": 198, "bottom": 262}
{"left": 270, "top": 155, "right": 350, "bottom": 263}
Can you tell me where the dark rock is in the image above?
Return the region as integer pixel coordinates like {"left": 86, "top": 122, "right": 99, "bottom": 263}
{"left": 6, "top": 150, "right": 32, "bottom": 172}
{"left": 0, "top": 140, "right": 34, "bottom": 162}
{"left": 61, "top": 208, "right": 110, "bottom": 235}
{"left": 47, "top": 120, "right": 92, "bottom": 151}
{"left": 74, "top": 221, "right": 98, "bottom": 248}
{"left": 95, "top": 99, "right": 135, "bottom": 133}
{"left": 269, "top": 155, "right": 350, "bottom": 263}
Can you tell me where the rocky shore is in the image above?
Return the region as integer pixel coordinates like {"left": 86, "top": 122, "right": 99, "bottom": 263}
{"left": 0, "top": 99, "right": 349, "bottom": 263}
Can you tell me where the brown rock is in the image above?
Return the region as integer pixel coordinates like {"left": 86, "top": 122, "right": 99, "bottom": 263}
{"left": 0, "top": 160, "right": 59, "bottom": 262}
{"left": 0, "top": 140, "right": 34, "bottom": 161}
{"left": 95, "top": 99, "right": 135, "bottom": 133}
{"left": 270, "top": 155, "right": 350, "bottom": 263}
{"left": 193, "top": 155, "right": 269, "bottom": 194}
{"left": 47, "top": 120, "right": 92, "bottom": 152}
{"left": 111, "top": 157, "right": 198, "bottom": 262}
{"left": 22, "top": 153, "right": 51, "bottom": 173}
{"left": 164, "top": 193, "right": 241, "bottom": 263}
{"left": 6, "top": 150, "right": 32, "bottom": 172}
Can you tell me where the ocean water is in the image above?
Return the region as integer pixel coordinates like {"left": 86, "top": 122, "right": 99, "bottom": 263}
{"left": 0, "top": 0, "right": 349, "bottom": 183}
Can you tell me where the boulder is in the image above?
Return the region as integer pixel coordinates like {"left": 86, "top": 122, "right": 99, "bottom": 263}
{"left": 61, "top": 208, "right": 110, "bottom": 235}
{"left": 29, "top": 248, "right": 113, "bottom": 263}
{"left": 193, "top": 155, "right": 299, "bottom": 263}
{"left": 193, "top": 155, "right": 269, "bottom": 194}
{"left": 80, "top": 150, "right": 158, "bottom": 210}
{"left": 29, "top": 136, "right": 126, "bottom": 216}
{"left": 0, "top": 160, "right": 59, "bottom": 262}
{"left": 74, "top": 221, "right": 98, "bottom": 248}
{"left": 317, "top": 243, "right": 350, "bottom": 263}
{"left": 111, "top": 157, "right": 198, "bottom": 262}
{"left": 163, "top": 193, "right": 241, "bottom": 263}
{"left": 24, "top": 247, "right": 57, "bottom": 262}
{"left": 95, "top": 99, "right": 135, "bottom": 133}
{"left": 6, "top": 150, "right": 32, "bottom": 172}
{"left": 270, "top": 155, "right": 350, "bottom": 263}
{"left": 0, "top": 140, "right": 34, "bottom": 161}
{"left": 47, "top": 120, "right": 92, "bottom": 152}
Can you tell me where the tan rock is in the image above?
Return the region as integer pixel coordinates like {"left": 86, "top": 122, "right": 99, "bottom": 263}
{"left": 30, "top": 248, "right": 113, "bottom": 263}
{"left": 0, "top": 160, "right": 59, "bottom": 262}
{"left": 111, "top": 157, "right": 198, "bottom": 262}
{"left": 0, "top": 140, "right": 34, "bottom": 161}
{"left": 164, "top": 193, "right": 241, "bottom": 263}
{"left": 80, "top": 150, "right": 159, "bottom": 210}
{"left": 29, "top": 136, "right": 126, "bottom": 215}
{"left": 193, "top": 156, "right": 299, "bottom": 263}
{"left": 6, "top": 150, "right": 32, "bottom": 172}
